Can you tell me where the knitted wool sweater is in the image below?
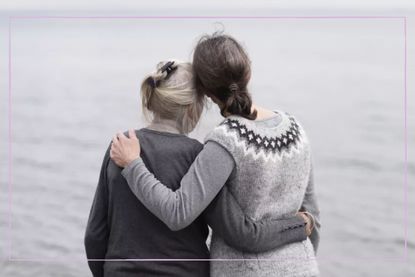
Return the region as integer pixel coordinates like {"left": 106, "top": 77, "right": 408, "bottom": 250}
{"left": 205, "top": 111, "right": 319, "bottom": 277}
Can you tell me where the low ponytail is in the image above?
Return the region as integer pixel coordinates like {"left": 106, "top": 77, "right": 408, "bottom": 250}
{"left": 140, "top": 62, "right": 176, "bottom": 118}
{"left": 222, "top": 84, "right": 257, "bottom": 120}
{"left": 193, "top": 33, "right": 257, "bottom": 120}
{"left": 141, "top": 76, "right": 155, "bottom": 112}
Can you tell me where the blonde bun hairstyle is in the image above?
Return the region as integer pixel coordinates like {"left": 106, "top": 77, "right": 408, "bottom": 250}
{"left": 141, "top": 60, "right": 205, "bottom": 134}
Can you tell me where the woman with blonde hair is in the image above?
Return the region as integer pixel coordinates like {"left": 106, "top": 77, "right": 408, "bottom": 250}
{"left": 93, "top": 58, "right": 315, "bottom": 277}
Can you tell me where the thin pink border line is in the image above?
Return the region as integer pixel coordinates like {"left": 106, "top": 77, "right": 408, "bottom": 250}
{"left": 8, "top": 16, "right": 13, "bottom": 262}
{"left": 403, "top": 16, "right": 408, "bottom": 262}
{"left": 9, "top": 15, "right": 406, "bottom": 20}
{"left": 7, "top": 15, "right": 409, "bottom": 263}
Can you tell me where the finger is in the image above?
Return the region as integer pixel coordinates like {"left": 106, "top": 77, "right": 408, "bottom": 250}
{"left": 118, "top": 131, "right": 128, "bottom": 141}
{"left": 113, "top": 138, "right": 122, "bottom": 149}
{"left": 112, "top": 141, "right": 119, "bottom": 151}
{"left": 110, "top": 146, "right": 119, "bottom": 156}
{"left": 129, "top": 129, "right": 137, "bottom": 140}
{"left": 112, "top": 135, "right": 119, "bottom": 144}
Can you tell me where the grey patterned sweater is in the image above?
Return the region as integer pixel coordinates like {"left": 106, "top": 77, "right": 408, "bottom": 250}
{"left": 121, "top": 111, "right": 321, "bottom": 277}
{"left": 205, "top": 111, "right": 319, "bottom": 277}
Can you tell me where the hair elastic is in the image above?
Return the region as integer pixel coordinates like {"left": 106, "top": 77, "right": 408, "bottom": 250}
{"left": 160, "top": 61, "right": 177, "bottom": 76}
{"left": 229, "top": 83, "right": 239, "bottom": 93}
{"left": 147, "top": 77, "right": 157, "bottom": 88}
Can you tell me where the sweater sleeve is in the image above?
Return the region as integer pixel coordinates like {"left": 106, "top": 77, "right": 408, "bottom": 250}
{"left": 204, "top": 184, "right": 308, "bottom": 253}
{"left": 300, "top": 163, "right": 321, "bottom": 253}
{"left": 122, "top": 137, "right": 309, "bottom": 251}
{"left": 84, "top": 146, "right": 111, "bottom": 277}
{"left": 121, "top": 141, "right": 234, "bottom": 231}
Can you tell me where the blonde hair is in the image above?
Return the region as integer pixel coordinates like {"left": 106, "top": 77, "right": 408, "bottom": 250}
{"left": 141, "top": 60, "right": 205, "bottom": 134}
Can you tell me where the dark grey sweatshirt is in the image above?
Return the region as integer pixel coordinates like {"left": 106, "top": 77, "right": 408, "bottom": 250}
{"left": 85, "top": 128, "right": 309, "bottom": 277}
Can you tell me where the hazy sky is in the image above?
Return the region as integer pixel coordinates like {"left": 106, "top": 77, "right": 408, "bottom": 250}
{"left": 1, "top": 0, "right": 414, "bottom": 11}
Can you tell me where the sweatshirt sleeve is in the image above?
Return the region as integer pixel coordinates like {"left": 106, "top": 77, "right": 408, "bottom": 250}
{"left": 121, "top": 141, "right": 234, "bottom": 231}
{"left": 84, "top": 146, "right": 110, "bottom": 277}
{"left": 300, "top": 163, "right": 321, "bottom": 253}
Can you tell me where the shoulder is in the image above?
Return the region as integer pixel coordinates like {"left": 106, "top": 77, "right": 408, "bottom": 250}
{"left": 170, "top": 134, "right": 204, "bottom": 157}
{"left": 204, "top": 117, "right": 242, "bottom": 153}
{"left": 277, "top": 111, "right": 311, "bottom": 156}
{"left": 281, "top": 111, "right": 309, "bottom": 139}
{"left": 186, "top": 137, "right": 204, "bottom": 154}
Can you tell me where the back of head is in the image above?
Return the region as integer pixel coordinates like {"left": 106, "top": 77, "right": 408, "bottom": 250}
{"left": 192, "top": 32, "right": 257, "bottom": 120}
{"left": 141, "top": 60, "right": 205, "bottom": 134}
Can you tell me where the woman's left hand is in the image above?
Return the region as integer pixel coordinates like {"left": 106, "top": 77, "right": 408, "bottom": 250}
{"left": 110, "top": 129, "right": 141, "bottom": 168}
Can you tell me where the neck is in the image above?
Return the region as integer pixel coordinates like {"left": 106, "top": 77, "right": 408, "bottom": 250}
{"left": 252, "top": 104, "right": 277, "bottom": 120}
{"left": 147, "top": 117, "right": 182, "bottom": 134}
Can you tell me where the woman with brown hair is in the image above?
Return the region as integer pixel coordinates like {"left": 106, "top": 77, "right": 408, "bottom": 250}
{"left": 110, "top": 33, "right": 320, "bottom": 277}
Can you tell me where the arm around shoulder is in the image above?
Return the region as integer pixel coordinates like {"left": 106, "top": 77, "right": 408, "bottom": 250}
{"left": 121, "top": 141, "right": 234, "bottom": 231}
{"left": 204, "top": 185, "right": 308, "bottom": 253}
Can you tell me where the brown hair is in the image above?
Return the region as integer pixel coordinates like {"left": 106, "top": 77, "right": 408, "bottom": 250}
{"left": 141, "top": 60, "right": 205, "bottom": 134}
{"left": 193, "top": 33, "right": 257, "bottom": 120}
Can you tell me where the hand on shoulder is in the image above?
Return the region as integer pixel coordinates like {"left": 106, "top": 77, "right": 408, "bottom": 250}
{"left": 110, "top": 129, "right": 141, "bottom": 168}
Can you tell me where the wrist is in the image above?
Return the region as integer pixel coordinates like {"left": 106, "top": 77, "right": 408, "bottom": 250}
{"left": 126, "top": 156, "right": 140, "bottom": 167}
{"left": 121, "top": 157, "right": 143, "bottom": 177}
